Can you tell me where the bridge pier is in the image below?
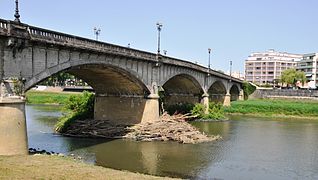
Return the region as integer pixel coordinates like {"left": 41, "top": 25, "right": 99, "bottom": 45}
{"left": 201, "top": 93, "right": 209, "bottom": 114}
{"left": 0, "top": 80, "right": 28, "bottom": 155}
{"left": 223, "top": 93, "right": 231, "bottom": 106}
{"left": 0, "top": 98, "right": 28, "bottom": 155}
{"left": 239, "top": 89, "right": 244, "bottom": 100}
{"left": 94, "top": 94, "right": 159, "bottom": 125}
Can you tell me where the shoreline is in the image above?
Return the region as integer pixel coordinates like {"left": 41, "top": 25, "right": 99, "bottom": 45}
{"left": 226, "top": 112, "right": 318, "bottom": 120}
{"left": 0, "top": 155, "right": 178, "bottom": 180}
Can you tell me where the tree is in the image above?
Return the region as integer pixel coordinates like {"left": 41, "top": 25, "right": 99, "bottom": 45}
{"left": 242, "top": 81, "right": 256, "bottom": 100}
{"left": 280, "top": 68, "right": 306, "bottom": 87}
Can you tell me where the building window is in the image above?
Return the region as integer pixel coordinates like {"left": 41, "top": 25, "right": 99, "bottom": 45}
{"left": 257, "top": 58, "right": 262, "bottom": 60}
{"left": 256, "top": 67, "right": 261, "bottom": 70}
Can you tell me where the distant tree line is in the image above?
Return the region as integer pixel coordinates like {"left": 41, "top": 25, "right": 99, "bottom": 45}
{"left": 39, "top": 72, "right": 87, "bottom": 87}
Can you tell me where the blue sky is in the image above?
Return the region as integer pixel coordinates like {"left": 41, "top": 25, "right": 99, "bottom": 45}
{"left": 1, "top": 0, "right": 317, "bottom": 73}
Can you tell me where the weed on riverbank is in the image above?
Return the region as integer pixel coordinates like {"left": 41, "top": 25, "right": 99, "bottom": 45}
{"left": 225, "top": 99, "right": 318, "bottom": 118}
{"left": 26, "top": 90, "right": 77, "bottom": 105}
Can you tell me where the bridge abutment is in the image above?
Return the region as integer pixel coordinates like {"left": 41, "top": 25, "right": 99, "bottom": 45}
{"left": 94, "top": 94, "right": 159, "bottom": 125}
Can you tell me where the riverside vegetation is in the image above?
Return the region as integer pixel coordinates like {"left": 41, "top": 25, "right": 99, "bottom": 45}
{"left": 26, "top": 90, "right": 74, "bottom": 104}
{"left": 225, "top": 98, "right": 318, "bottom": 119}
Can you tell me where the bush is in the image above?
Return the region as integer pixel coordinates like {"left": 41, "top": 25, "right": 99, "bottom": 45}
{"left": 191, "top": 102, "right": 225, "bottom": 120}
{"left": 55, "top": 91, "right": 95, "bottom": 133}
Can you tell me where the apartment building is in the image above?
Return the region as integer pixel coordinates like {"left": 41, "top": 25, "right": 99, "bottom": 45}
{"left": 245, "top": 49, "right": 302, "bottom": 85}
{"left": 297, "top": 53, "right": 318, "bottom": 88}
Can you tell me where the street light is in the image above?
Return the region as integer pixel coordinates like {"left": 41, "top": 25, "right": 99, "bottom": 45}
{"left": 14, "top": 0, "right": 21, "bottom": 23}
{"left": 229, "top": 60, "right": 233, "bottom": 82}
{"left": 156, "top": 22, "right": 163, "bottom": 54}
{"left": 93, "top": 27, "right": 101, "bottom": 41}
{"left": 230, "top": 60, "right": 233, "bottom": 77}
{"left": 208, "top": 48, "right": 212, "bottom": 74}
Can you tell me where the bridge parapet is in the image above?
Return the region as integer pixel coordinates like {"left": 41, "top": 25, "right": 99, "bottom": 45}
{"left": 0, "top": 19, "right": 8, "bottom": 34}
{"left": 0, "top": 19, "right": 157, "bottom": 62}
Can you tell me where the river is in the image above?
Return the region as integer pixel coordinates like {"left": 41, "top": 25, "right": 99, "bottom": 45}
{"left": 26, "top": 104, "right": 318, "bottom": 179}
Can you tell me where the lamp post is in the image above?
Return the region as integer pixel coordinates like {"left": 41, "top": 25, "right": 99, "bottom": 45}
{"left": 14, "top": 0, "right": 21, "bottom": 23}
{"left": 93, "top": 27, "right": 101, "bottom": 41}
{"left": 230, "top": 60, "right": 232, "bottom": 78}
{"left": 208, "top": 48, "right": 212, "bottom": 74}
{"left": 156, "top": 22, "right": 163, "bottom": 54}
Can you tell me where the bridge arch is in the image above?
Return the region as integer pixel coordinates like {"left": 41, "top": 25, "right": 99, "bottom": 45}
{"left": 230, "top": 84, "right": 240, "bottom": 101}
{"left": 208, "top": 80, "right": 227, "bottom": 104}
{"left": 24, "top": 61, "right": 151, "bottom": 95}
{"left": 161, "top": 73, "right": 204, "bottom": 108}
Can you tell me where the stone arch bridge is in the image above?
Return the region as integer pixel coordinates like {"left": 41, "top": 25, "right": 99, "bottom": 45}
{"left": 0, "top": 19, "right": 243, "bottom": 155}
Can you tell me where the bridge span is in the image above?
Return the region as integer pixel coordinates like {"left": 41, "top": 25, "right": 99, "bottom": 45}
{"left": 0, "top": 18, "right": 243, "bottom": 155}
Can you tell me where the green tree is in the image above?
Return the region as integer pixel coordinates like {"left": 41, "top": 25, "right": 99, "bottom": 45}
{"left": 242, "top": 81, "right": 256, "bottom": 100}
{"left": 280, "top": 68, "right": 306, "bottom": 87}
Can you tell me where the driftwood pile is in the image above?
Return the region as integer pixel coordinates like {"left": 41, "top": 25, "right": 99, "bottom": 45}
{"left": 62, "top": 119, "right": 130, "bottom": 138}
{"left": 124, "top": 112, "right": 221, "bottom": 144}
{"left": 61, "top": 113, "right": 221, "bottom": 144}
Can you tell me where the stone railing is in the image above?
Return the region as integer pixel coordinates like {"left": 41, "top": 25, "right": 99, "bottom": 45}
{"left": 0, "top": 19, "right": 8, "bottom": 34}
{"left": 27, "top": 25, "right": 157, "bottom": 61}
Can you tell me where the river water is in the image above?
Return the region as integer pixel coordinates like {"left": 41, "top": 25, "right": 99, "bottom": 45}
{"left": 26, "top": 105, "right": 318, "bottom": 179}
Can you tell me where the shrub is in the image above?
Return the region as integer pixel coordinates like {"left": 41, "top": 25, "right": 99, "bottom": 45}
{"left": 191, "top": 102, "right": 225, "bottom": 120}
{"left": 55, "top": 91, "right": 95, "bottom": 132}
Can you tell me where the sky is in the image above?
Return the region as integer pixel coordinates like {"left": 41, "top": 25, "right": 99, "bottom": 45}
{"left": 0, "top": 0, "right": 317, "bottom": 73}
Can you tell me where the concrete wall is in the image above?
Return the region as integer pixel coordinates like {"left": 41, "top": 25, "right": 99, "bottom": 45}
{"left": 250, "top": 89, "right": 318, "bottom": 99}
{"left": 94, "top": 96, "right": 159, "bottom": 125}
{"left": 0, "top": 100, "right": 28, "bottom": 155}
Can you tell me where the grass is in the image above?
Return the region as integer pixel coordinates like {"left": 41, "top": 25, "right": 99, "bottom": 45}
{"left": 225, "top": 98, "right": 318, "bottom": 119}
{"left": 25, "top": 90, "right": 78, "bottom": 105}
{"left": 0, "top": 155, "right": 176, "bottom": 180}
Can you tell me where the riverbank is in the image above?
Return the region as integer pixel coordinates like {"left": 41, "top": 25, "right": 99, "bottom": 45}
{"left": 26, "top": 90, "right": 77, "bottom": 105}
{"left": 26, "top": 91, "right": 318, "bottom": 120}
{"left": 225, "top": 98, "right": 318, "bottom": 119}
{"left": 0, "top": 155, "right": 177, "bottom": 180}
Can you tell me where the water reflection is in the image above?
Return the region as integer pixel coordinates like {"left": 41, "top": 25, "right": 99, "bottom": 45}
{"left": 26, "top": 105, "right": 107, "bottom": 153}
{"left": 26, "top": 105, "right": 318, "bottom": 179}
{"left": 82, "top": 140, "right": 222, "bottom": 178}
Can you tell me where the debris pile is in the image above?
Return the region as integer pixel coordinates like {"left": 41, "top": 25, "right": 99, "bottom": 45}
{"left": 61, "top": 113, "right": 221, "bottom": 144}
